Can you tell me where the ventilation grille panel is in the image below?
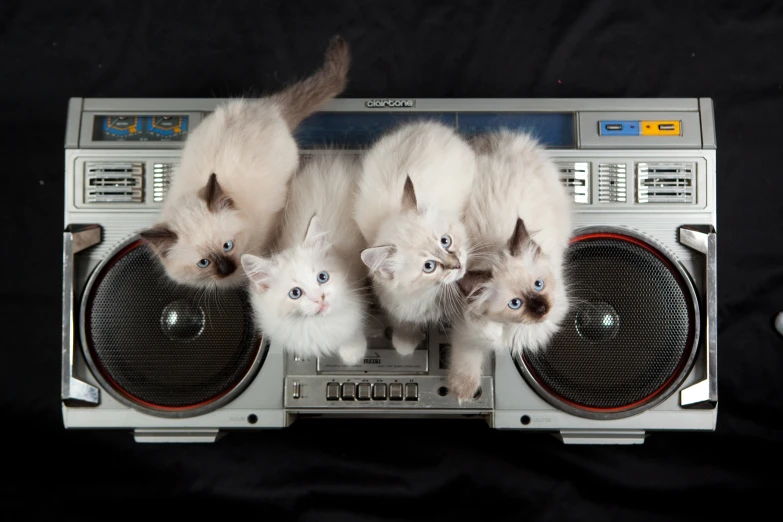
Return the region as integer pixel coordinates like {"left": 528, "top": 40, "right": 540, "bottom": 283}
{"left": 85, "top": 162, "right": 144, "bottom": 203}
{"left": 598, "top": 163, "right": 627, "bottom": 203}
{"left": 557, "top": 162, "right": 590, "bottom": 204}
{"left": 637, "top": 162, "right": 696, "bottom": 204}
{"left": 153, "top": 163, "right": 177, "bottom": 203}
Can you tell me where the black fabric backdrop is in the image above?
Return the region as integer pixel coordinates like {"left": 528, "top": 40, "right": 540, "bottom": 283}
{"left": 1, "top": 1, "right": 782, "bottom": 520}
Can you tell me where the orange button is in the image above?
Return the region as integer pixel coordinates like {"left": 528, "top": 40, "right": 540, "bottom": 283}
{"left": 640, "top": 120, "right": 681, "bottom": 136}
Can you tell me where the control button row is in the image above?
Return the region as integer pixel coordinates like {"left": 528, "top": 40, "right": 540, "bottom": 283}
{"left": 326, "top": 382, "right": 418, "bottom": 401}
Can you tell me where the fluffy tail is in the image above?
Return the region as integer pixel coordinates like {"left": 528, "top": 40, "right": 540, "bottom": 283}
{"left": 273, "top": 35, "right": 351, "bottom": 129}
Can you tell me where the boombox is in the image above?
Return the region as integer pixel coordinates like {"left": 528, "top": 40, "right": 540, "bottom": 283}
{"left": 62, "top": 98, "right": 717, "bottom": 444}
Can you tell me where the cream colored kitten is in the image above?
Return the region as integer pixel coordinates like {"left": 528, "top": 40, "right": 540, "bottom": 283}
{"left": 355, "top": 121, "right": 476, "bottom": 355}
{"left": 140, "top": 36, "right": 351, "bottom": 289}
{"left": 241, "top": 154, "right": 368, "bottom": 364}
{"left": 448, "top": 130, "right": 573, "bottom": 401}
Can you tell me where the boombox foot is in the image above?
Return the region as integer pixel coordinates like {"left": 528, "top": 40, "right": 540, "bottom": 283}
{"left": 133, "top": 429, "right": 223, "bottom": 443}
{"left": 555, "top": 430, "right": 647, "bottom": 445}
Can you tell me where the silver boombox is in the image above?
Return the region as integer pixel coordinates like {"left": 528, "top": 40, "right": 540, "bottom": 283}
{"left": 62, "top": 98, "right": 717, "bottom": 444}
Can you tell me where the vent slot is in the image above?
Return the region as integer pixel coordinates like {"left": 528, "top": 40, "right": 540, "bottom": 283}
{"left": 153, "top": 163, "right": 177, "bottom": 203}
{"left": 598, "top": 163, "right": 627, "bottom": 203}
{"left": 85, "top": 162, "right": 144, "bottom": 203}
{"left": 558, "top": 162, "right": 590, "bottom": 204}
{"left": 637, "top": 162, "right": 695, "bottom": 204}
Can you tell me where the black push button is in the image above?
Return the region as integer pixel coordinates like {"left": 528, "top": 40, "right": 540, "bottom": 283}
{"left": 372, "top": 383, "right": 387, "bottom": 400}
{"left": 326, "top": 382, "right": 340, "bottom": 400}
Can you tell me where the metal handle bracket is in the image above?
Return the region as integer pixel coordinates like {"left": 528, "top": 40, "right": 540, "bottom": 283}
{"left": 62, "top": 224, "right": 102, "bottom": 405}
{"left": 678, "top": 225, "right": 717, "bottom": 408}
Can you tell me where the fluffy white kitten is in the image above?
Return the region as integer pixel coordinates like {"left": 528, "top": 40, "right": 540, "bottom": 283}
{"left": 241, "top": 154, "right": 368, "bottom": 364}
{"left": 355, "top": 121, "right": 476, "bottom": 355}
{"left": 448, "top": 130, "right": 573, "bottom": 401}
{"left": 140, "top": 36, "right": 351, "bottom": 289}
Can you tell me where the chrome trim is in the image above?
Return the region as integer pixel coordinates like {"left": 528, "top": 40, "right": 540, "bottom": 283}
{"left": 78, "top": 234, "right": 268, "bottom": 419}
{"left": 679, "top": 225, "right": 718, "bottom": 408}
{"left": 513, "top": 225, "right": 702, "bottom": 420}
{"left": 62, "top": 224, "right": 102, "bottom": 405}
{"left": 698, "top": 98, "right": 717, "bottom": 149}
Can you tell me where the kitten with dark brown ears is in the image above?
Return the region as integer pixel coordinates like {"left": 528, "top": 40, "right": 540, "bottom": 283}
{"left": 140, "top": 36, "right": 351, "bottom": 289}
{"left": 447, "top": 130, "right": 573, "bottom": 402}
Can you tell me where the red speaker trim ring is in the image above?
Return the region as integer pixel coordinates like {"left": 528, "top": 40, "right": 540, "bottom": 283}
{"left": 522, "top": 231, "right": 697, "bottom": 414}
{"left": 83, "top": 239, "right": 262, "bottom": 413}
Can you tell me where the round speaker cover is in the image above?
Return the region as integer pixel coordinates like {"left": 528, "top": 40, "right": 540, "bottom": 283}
{"left": 518, "top": 229, "right": 699, "bottom": 419}
{"left": 81, "top": 239, "right": 263, "bottom": 417}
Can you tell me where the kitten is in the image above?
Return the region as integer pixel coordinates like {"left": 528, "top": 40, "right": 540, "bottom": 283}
{"left": 139, "top": 36, "right": 351, "bottom": 289}
{"left": 447, "top": 130, "right": 573, "bottom": 401}
{"left": 241, "top": 154, "right": 368, "bottom": 365}
{"left": 355, "top": 121, "right": 477, "bottom": 355}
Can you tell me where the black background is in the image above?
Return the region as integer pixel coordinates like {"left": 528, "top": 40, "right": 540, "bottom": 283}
{"left": 2, "top": 1, "right": 782, "bottom": 520}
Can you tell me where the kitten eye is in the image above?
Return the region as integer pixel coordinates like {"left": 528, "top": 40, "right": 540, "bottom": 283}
{"left": 289, "top": 287, "right": 302, "bottom": 299}
{"left": 422, "top": 260, "right": 437, "bottom": 273}
{"left": 533, "top": 279, "right": 545, "bottom": 292}
{"left": 440, "top": 234, "right": 452, "bottom": 250}
{"left": 197, "top": 259, "right": 210, "bottom": 268}
{"left": 223, "top": 240, "right": 234, "bottom": 252}
{"left": 317, "top": 271, "right": 330, "bottom": 283}
{"left": 508, "top": 298, "right": 523, "bottom": 310}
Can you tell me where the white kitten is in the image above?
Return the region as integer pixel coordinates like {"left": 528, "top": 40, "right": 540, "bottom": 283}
{"left": 241, "top": 154, "right": 368, "bottom": 365}
{"left": 355, "top": 121, "right": 476, "bottom": 355}
{"left": 140, "top": 36, "right": 351, "bottom": 289}
{"left": 448, "top": 130, "right": 573, "bottom": 401}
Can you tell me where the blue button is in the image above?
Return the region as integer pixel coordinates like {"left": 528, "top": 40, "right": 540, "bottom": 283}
{"left": 599, "top": 120, "right": 640, "bottom": 136}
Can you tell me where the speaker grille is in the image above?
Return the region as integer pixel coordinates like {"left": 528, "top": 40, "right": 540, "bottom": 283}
{"left": 82, "top": 240, "right": 261, "bottom": 414}
{"left": 520, "top": 232, "right": 697, "bottom": 416}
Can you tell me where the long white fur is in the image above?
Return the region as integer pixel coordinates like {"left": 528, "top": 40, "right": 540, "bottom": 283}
{"left": 140, "top": 36, "right": 350, "bottom": 289}
{"left": 241, "top": 154, "right": 368, "bottom": 364}
{"left": 156, "top": 100, "right": 298, "bottom": 287}
{"left": 448, "top": 130, "right": 573, "bottom": 401}
{"left": 354, "top": 121, "right": 477, "bottom": 354}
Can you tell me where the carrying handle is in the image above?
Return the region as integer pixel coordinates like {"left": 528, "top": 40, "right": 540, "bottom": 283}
{"left": 62, "top": 224, "right": 102, "bottom": 405}
{"left": 678, "top": 225, "right": 717, "bottom": 408}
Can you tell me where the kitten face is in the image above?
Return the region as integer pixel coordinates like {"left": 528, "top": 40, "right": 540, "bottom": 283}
{"left": 459, "top": 218, "right": 561, "bottom": 325}
{"left": 141, "top": 174, "right": 248, "bottom": 288}
{"left": 469, "top": 249, "right": 556, "bottom": 324}
{"left": 361, "top": 176, "right": 467, "bottom": 295}
{"left": 242, "top": 216, "right": 352, "bottom": 320}
{"left": 365, "top": 209, "right": 467, "bottom": 289}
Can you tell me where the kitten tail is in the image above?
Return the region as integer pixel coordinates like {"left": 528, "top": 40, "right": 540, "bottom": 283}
{"left": 273, "top": 35, "right": 351, "bottom": 129}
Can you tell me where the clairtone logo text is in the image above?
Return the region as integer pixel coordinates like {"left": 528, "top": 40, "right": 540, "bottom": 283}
{"left": 365, "top": 99, "right": 415, "bottom": 108}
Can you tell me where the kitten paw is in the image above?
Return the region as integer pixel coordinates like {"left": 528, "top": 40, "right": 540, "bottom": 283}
{"left": 392, "top": 332, "right": 421, "bottom": 356}
{"left": 448, "top": 372, "right": 481, "bottom": 402}
{"left": 339, "top": 337, "right": 367, "bottom": 366}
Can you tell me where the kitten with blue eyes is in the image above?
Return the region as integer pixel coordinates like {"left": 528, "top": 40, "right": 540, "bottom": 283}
{"left": 447, "top": 130, "right": 573, "bottom": 401}
{"left": 139, "top": 36, "right": 351, "bottom": 289}
{"left": 241, "top": 154, "right": 368, "bottom": 364}
{"left": 355, "top": 121, "right": 477, "bottom": 355}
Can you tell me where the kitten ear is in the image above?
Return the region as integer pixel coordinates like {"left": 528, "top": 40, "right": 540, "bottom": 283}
{"left": 241, "top": 254, "right": 272, "bottom": 292}
{"left": 303, "top": 214, "right": 332, "bottom": 253}
{"left": 272, "top": 35, "right": 351, "bottom": 130}
{"left": 457, "top": 270, "right": 492, "bottom": 302}
{"left": 199, "top": 173, "right": 235, "bottom": 212}
{"left": 139, "top": 224, "right": 178, "bottom": 257}
{"left": 361, "top": 246, "right": 396, "bottom": 279}
{"left": 507, "top": 217, "right": 541, "bottom": 257}
{"left": 401, "top": 175, "right": 418, "bottom": 212}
